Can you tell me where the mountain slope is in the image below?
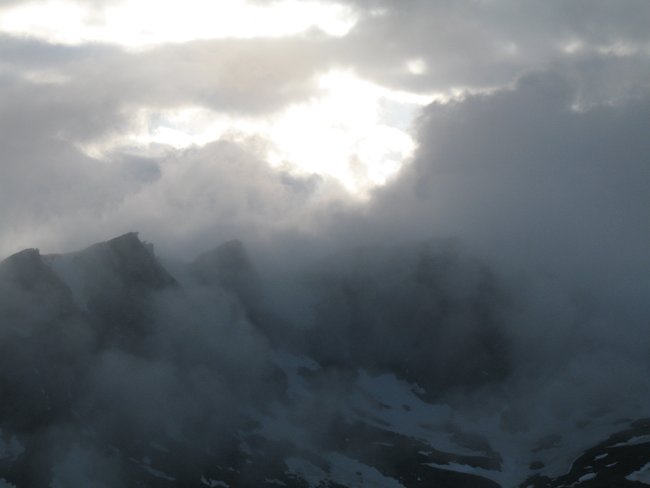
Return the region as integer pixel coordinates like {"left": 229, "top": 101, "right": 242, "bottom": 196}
{"left": 0, "top": 233, "right": 648, "bottom": 488}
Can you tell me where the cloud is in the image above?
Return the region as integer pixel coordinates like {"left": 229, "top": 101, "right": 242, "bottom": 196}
{"left": 324, "top": 0, "right": 650, "bottom": 101}
{"left": 374, "top": 70, "right": 650, "bottom": 275}
{"left": 0, "top": 135, "right": 351, "bottom": 259}
{"left": 2, "top": 0, "right": 648, "bottom": 262}
{"left": 349, "top": 69, "right": 650, "bottom": 410}
{"left": 0, "top": 32, "right": 351, "bottom": 258}
{"left": 0, "top": 34, "right": 336, "bottom": 122}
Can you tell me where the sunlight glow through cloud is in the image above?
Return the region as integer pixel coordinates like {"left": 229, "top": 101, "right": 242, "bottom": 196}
{"left": 1, "top": 0, "right": 437, "bottom": 196}
{"left": 81, "top": 71, "right": 437, "bottom": 196}
{"left": 0, "top": 0, "right": 358, "bottom": 47}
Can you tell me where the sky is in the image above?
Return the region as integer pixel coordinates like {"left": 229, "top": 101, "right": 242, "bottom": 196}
{"left": 0, "top": 0, "right": 648, "bottom": 264}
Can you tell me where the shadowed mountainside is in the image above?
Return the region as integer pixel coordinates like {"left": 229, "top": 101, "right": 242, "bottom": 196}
{"left": 0, "top": 233, "right": 647, "bottom": 487}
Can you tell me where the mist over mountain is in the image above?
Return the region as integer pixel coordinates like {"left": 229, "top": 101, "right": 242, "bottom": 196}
{"left": 0, "top": 224, "right": 648, "bottom": 487}
{"left": 1, "top": 74, "right": 649, "bottom": 487}
{"left": 1, "top": 70, "right": 649, "bottom": 488}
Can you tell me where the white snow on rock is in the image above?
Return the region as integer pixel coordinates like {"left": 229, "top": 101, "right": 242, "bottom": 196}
{"left": 130, "top": 458, "right": 176, "bottom": 481}
{"left": 201, "top": 478, "right": 230, "bottom": 488}
{"left": 612, "top": 434, "right": 650, "bottom": 448}
{"left": 626, "top": 462, "right": 650, "bottom": 484}
{"left": 425, "top": 461, "right": 493, "bottom": 479}
{"left": 577, "top": 472, "right": 596, "bottom": 482}
{"left": 141, "top": 465, "right": 176, "bottom": 481}
{"left": 285, "top": 454, "right": 405, "bottom": 488}
{"left": 284, "top": 457, "right": 329, "bottom": 487}
{"left": 327, "top": 453, "right": 405, "bottom": 488}
{"left": 349, "top": 371, "right": 457, "bottom": 449}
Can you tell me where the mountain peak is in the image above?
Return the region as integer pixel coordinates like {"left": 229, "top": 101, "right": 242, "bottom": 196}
{"left": 81, "top": 231, "right": 175, "bottom": 290}
{"left": 0, "top": 247, "right": 77, "bottom": 322}
{"left": 1, "top": 247, "right": 53, "bottom": 290}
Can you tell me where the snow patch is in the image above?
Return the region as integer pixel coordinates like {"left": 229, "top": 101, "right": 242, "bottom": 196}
{"left": 285, "top": 454, "right": 405, "bottom": 488}
{"left": 611, "top": 434, "right": 650, "bottom": 448}
{"left": 577, "top": 472, "right": 596, "bottom": 482}
{"left": 141, "top": 465, "right": 176, "bottom": 481}
{"left": 426, "top": 461, "right": 484, "bottom": 475}
{"left": 327, "top": 453, "right": 405, "bottom": 488}
{"left": 350, "top": 371, "right": 457, "bottom": 450}
{"left": 130, "top": 458, "right": 176, "bottom": 481}
{"left": 201, "top": 478, "right": 230, "bottom": 488}
{"left": 284, "top": 457, "right": 328, "bottom": 487}
{"left": 626, "top": 462, "right": 650, "bottom": 484}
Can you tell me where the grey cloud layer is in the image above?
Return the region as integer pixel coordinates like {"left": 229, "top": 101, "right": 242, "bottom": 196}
{"left": 334, "top": 0, "right": 650, "bottom": 101}
{"left": 0, "top": 34, "right": 350, "bottom": 256}
{"left": 366, "top": 70, "right": 650, "bottom": 347}
{"left": 0, "top": 1, "right": 647, "bottom": 260}
{"left": 0, "top": 1, "right": 648, "bottom": 275}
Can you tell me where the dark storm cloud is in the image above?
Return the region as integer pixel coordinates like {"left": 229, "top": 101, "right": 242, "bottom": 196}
{"left": 373, "top": 70, "right": 650, "bottom": 276}
{"left": 349, "top": 69, "right": 650, "bottom": 405}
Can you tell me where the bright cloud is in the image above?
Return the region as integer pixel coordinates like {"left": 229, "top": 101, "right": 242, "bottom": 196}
{"left": 81, "top": 70, "right": 437, "bottom": 195}
{"left": 0, "top": 0, "right": 358, "bottom": 47}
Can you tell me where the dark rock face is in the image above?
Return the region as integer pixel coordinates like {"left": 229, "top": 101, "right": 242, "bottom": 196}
{"left": 76, "top": 232, "right": 176, "bottom": 312}
{"left": 0, "top": 248, "right": 77, "bottom": 326}
{"left": 69, "top": 232, "right": 177, "bottom": 348}
{"left": 0, "top": 234, "right": 516, "bottom": 487}
{"left": 191, "top": 239, "right": 256, "bottom": 291}
{"left": 188, "top": 239, "right": 291, "bottom": 346}
{"left": 319, "top": 418, "right": 502, "bottom": 488}
{"left": 3, "top": 233, "right": 647, "bottom": 488}
{"left": 190, "top": 239, "right": 263, "bottom": 318}
{"left": 0, "top": 250, "right": 91, "bottom": 442}
{"left": 82, "top": 232, "right": 177, "bottom": 291}
{"left": 305, "top": 243, "right": 510, "bottom": 400}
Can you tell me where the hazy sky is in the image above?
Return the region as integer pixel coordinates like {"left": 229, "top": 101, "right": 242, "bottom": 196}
{"left": 0, "top": 0, "right": 648, "bottom": 261}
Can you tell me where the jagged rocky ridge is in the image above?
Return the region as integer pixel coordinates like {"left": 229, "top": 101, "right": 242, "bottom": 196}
{"left": 0, "top": 233, "right": 648, "bottom": 487}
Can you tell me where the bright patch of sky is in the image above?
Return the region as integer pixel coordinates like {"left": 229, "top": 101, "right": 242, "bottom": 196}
{"left": 82, "top": 70, "right": 439, "bottom": 195}
{"left": 1, "top": 0, "right": 442, "bottom": 196}
{"left": 0, "top": 0, "right": 357, "bottom": 47}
